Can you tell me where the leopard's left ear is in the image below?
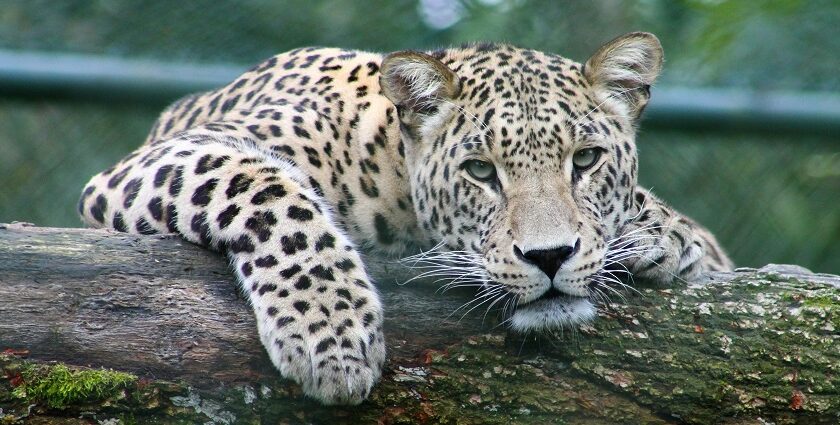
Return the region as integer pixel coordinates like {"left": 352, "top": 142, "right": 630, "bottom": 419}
{"left": 380, "top": 51, "right": 461, "bottom": 129}
{"left": 584, "top": 32, "right": 663, "bottom": 120}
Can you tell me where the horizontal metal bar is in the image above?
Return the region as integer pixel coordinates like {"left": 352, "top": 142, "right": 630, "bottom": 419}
{"left": 0, "top": 49, "right": 245, "bottom": 103}
{"left": 645, "top": 87, "right": 840, "bottom": 135}
{"left": 1, "top": 49, "right": 839, "bottom": 134}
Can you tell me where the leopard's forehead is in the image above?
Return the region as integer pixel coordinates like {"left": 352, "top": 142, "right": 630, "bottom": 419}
{"left": 433, "top": 43, "right": 630, "bottom": 176}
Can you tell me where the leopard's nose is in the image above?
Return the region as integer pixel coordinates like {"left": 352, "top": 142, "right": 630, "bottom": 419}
{"left": 514, "top": 239, "right": 580, "bottom": 279}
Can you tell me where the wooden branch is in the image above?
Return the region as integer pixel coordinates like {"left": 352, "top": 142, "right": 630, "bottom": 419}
{"left": 0, "top": 223, "right": 487, "bottom": 383}
{"left": 1, "top": 223, "right": 838, "bottom": 424}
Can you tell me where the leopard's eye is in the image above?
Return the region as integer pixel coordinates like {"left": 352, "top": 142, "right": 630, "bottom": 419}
{"left": 463, "top": 159, "right": 496, "bottom": 182}
{"left": 572, "top": 148, "right": 602, "bottom": 170}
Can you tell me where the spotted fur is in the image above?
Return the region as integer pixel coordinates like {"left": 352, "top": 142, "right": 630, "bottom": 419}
{"left": 79, "top": 32, "right": 732, "bottom": 404}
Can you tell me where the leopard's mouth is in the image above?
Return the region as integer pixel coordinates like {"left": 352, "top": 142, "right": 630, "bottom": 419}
{"left": 508, "top": 287, "right": 596, "bottom": 332}
{"left": 523, "top": 287, "right": 574, "bottom": 304}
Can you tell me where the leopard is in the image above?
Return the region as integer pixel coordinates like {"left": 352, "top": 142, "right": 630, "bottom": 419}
{"left": 78, "top": 32, "right": 733, "bottom": 405}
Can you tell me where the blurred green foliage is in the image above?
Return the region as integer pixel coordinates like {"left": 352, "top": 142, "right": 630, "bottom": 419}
{"left": 0, "top": 0, "right": 838, "bottom": 272}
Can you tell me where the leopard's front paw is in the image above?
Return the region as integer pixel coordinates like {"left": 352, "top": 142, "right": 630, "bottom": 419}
{"left": 621, "top": 216, "right": 706, "bottom": 283}
{"left": 262, "top": 300, "right": 386, "bottom": 405}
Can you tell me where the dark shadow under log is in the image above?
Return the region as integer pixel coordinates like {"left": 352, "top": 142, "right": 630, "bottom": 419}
{"left": 0, "top": 223, "right": 838, "bottom": 424}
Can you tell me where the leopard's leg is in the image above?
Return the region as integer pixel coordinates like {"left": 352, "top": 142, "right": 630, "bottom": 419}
{"left": 615, "top": 187, "right": 734, "bottom": 282}
{"left": 79, "top": 127, "right": 385, "bottom": 405}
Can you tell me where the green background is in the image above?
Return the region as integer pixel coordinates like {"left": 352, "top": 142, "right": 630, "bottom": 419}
{"left": 1, "top": 0, "right": 838, "bottom": 273}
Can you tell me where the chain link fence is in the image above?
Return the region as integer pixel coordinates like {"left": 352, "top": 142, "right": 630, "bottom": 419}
{"left": 1, "top": 0, "right": 838, "bottom": 273}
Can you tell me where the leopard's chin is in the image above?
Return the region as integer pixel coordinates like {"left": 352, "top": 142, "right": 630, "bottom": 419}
{"left": 508, "top": 294, "right": 595, "bottom": 332}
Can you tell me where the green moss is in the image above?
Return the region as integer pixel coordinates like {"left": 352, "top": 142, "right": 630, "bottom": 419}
{"left": 802, "top": 295, "right": 838, "bottom": 309}
{"left": 11, "top": 363, "right": 137, "bottom": 409}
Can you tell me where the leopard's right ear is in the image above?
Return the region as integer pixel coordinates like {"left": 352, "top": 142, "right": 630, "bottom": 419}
{"left": 380, "top": 51, "right": 461, "bottom": 130}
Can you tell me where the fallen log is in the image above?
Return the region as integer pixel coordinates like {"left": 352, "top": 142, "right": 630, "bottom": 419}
{"left": 0, "top": 223, "right": 838, "bottom": 424}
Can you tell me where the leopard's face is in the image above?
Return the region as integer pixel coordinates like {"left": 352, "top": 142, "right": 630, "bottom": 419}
{"left": 381, "top": 35, "right": 662, "bottom": 331}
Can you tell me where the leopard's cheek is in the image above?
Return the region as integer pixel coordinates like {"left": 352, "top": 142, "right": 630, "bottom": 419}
{"left": 412, "top": 153, "right": 500, "bottom": 253}
{"left": 574, "top": 153, "right": 634, "bottom": 240}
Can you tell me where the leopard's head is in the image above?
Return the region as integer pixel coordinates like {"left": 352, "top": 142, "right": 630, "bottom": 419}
{"left": 380, "top": 33, "right": 663, "bottom": 331}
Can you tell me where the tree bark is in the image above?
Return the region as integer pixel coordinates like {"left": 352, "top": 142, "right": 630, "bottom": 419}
{"left": 0, "top": 223, "right": 838, "bottom": 424}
